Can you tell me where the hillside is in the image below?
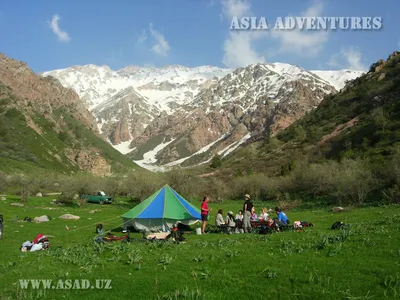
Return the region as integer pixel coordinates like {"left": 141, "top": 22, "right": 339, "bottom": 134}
{"left": 191, "top": 51, "right": 400, "bottom": 205}
{"left": 43, "top": 63, "right": 363, "bottom": 169}
{"left": 0, "top": 53, "right": 139, "bottom": 175}
{"left": 218, "top": 51, "right": 400, "bottom": 175}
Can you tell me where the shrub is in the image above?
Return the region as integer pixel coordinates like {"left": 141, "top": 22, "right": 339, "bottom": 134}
{"left": 58, "top": 131, "right": 70, "bottom": 142}
{"left": 6, "top": 174, "right": 38, "bottom": 202}
{"left": 0, "top": 171, "right": 6, "bottom": 193}
{"left": 210, "top": 154, "right": 222, "bottom": 169}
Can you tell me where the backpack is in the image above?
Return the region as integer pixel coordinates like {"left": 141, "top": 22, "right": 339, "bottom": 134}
{"left": 331, "top": 221, "right": 344, "bottom": 230}
{"left": 300, "top": 221, "right": 314, "bottom": 227}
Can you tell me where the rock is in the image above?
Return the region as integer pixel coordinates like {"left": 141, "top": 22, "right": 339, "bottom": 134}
{"left": 36, "top": 192, "right": 43, "bottom": 197}
{"left": 59, "top": 214, "right": 80, "bottom": 220}
{"left": 378, "top": 73, "right": 386, "bottom": 81}
{"left": 64, "top": 148, "right": 112, "bottom": 176}
{"left": 1, "top": 197, "right": 6, "bottom": 201}
{"left": 34, "top": 215, "right": 49, "bottom": 223}
{"left": 88, "top": 209, "right": 101, "bottom": 214}
{"left": 332, "top": 206, "right": 345, "bottom": 213}
{"left": 10, "top": 203, "right": 24, "bottom": 207}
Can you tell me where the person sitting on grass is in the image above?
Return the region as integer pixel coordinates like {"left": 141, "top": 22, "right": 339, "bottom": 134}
{"left": 225, "top": 211, "right": 236, "bottom": 234}
{"left": 96, "top": 223, "right": 103, "bottom": 234}
{"left": 259, "top": 208, "right": 269, "bottom": 221}
{"left": 251, "top": 211, "right": 258, "bottom": 221}
{"left": 235, "top": 210, "right": 243, "bottom": 221}
{"left": 274, "top": 207, "right": 290, "bottom": 228}
{"left": 215, "top": 209, "right": 225, "bottom": 231}
{"left": 267, "top": 218, "right": 279, "bottom": 232}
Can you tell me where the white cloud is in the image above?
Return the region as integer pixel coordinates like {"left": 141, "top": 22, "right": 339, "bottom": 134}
{"left": 48, "top": 14, "right": 70, "bottom": 43}
{"left": 149, "top": 23, "right": 170, "bottom": 56}
{"left": 223, "top": 31, "right": 266, "bottom": 68}
{"left": 135, "top": 29, "right": 147, "bottom": 47}
{"left": 328, "top": 47, "right": 367, "bottom": 71}
{"left": 220, "top": 0, "right": 329, "bottom": 68}
{"left": 221, "top": 0, "right": 266, "bottom": 68}
{"left": 270, "top": 1, "right": 328, "bottom": 56}
{"left": 221, "top": 0, "right": 251, "bottom": 19}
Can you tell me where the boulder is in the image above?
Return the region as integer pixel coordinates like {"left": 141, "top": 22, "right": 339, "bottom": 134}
{"left": 1, "top": 197, "right": 6, "bottom": 201}
{"left": 332, "top": 206, "right": 345, "bottom": 213}
{"left": 378, "top": 73, "right": 386, "bottom": 81}
{"left": 88, "top": 209, "right": 101, "bottom": 214}
{"left": 10, "top": 203, "right": 24, "bottom": 207}
{"left": 36, "top": 192, "right": 43, "bottom": 197}
{"left": 34, "top": 215, "right": 49, "bottom": 223}
{"left": 59, "top": 214, "right": 80, "bottom": 220}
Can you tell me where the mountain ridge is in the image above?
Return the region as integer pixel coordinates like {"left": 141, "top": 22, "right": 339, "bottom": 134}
{"left": 43, "top": 62, "right": 364, "bottom": 170}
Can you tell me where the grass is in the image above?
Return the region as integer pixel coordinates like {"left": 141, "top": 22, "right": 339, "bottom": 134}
{"left": 0, "top": 194, "right": 399, "bottom": 299}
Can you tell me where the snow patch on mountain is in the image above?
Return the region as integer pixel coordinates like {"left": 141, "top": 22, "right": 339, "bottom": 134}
{"left": 113, "top": 141, "right": 135, "bottom": 155}
{"left": 133, "top": 138, "right": 176, "bottom": 167}
{"left": 221, "top": 133, "right": 252, "bottom": 158}
{"left": 310, "top": 70, "right": 364, "bottom": 91}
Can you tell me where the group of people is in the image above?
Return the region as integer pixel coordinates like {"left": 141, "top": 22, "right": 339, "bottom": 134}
{"left": 200, "top": 194, "right": 290, "bottom": 234}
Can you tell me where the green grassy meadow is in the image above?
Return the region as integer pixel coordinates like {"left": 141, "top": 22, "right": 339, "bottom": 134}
{"left": 1, "top": 195, "right": 400, "bottom": 300}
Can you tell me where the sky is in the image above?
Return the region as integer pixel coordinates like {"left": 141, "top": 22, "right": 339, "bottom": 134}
{"left": 0, "top": 0, "right": 398, "bottom": 73}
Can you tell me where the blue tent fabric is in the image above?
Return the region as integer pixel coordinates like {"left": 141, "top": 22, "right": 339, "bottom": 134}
{"left": 136, "top": 187, "right": 166, "bottom": 219}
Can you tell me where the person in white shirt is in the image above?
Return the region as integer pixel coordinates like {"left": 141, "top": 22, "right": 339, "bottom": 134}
{"left": 215, "top": 209, "right": 225, "bottom": 227}
{"left": 225, "top": 211, "right": 236, "bottom": 234}
{"left": 235, "top": 210, "right": 243, "bottom": 221}
{"left": 260, "top": 207, "right": 269, "bottom": 221}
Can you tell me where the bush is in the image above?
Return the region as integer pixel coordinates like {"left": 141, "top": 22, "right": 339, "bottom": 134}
{"left": 58, "top": 175, "right": 104, "bottom": 198}
{"left": 58, "top": 131, "right": 70, "bottom": 142}
{"left": 210, "top": 154, "right": 222, "bottom": 169}
{"left": 56, "top": 193, "right": 74, "bottom": 206}
{"left": 332, "top": 159, "right": 375, "bottom": 205}
{"left": 122, "top": 171, "right": 165, "bottom": 202}
{"left": 165, "top": 168, "right": 205, "bottom": 199}
{"left": 0, "top": 171, "right": 6, "bottom": 193}
{"left": 6, "top": 174, "right": 38, "bottom": 202}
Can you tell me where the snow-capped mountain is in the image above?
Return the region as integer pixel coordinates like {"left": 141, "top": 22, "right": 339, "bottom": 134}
{"left": 42, "top": 65, "right": 232, "bottom": 111}
{"left": 42, "top": 63, "right": 363, "bottom": 170}
{"left": 310, "top": 69, "right": 364, "bottom": 91}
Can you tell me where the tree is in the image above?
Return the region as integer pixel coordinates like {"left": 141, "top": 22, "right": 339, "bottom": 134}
{"left": 7, "top": 174, "right": 38, "bottom": 202}
{"left": 372, "top": 107, "right": 388, "bottom": 132}
{"left": 210, "top": 154, "right": 222, "bottom": 169}
{"left": 294, "top": 126, "right": 306, "bottom": 142}
{"left": 58, "top": 131, "right": 70, "bottom": 142}
{"left": 0, "top": 171, "right": 6, "bottom": 193}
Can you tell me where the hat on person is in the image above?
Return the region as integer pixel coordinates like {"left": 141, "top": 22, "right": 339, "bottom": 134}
{"left": 244, "top": 194, "right": 251, "bottom": 199}
{"left": 228, "top": 211, "right": 233, "bottom": 215}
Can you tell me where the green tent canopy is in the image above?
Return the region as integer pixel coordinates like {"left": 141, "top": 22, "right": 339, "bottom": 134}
{"left": 121, "top": 184, "right": 201, "bottom": 232}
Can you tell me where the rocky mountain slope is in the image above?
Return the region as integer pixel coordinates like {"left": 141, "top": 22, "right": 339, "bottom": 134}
{"left": 43, "top": 63, "right": 363, "bottom": 170}
{"left": 0, "top": 53, "right": 138, "bottom": 175}
{"left": 217, "top": 51, "right": 400, "bottom": 179}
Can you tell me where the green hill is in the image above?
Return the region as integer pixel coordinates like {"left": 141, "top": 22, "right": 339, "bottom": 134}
{"left": 199, "top": 51, "right": 400, "bottom": 205}
{"left": 0, "top": 54, "right": 139, "bottom": 175}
